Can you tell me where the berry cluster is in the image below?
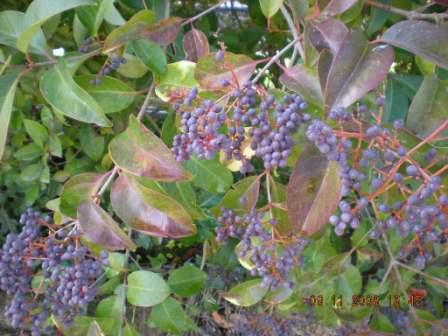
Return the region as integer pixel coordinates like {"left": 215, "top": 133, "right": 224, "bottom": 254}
{"left": 0, "top": 209, "right": 108, "bottom": 335}
{"left": 172, "top": 98, "right": 227, "bottom": 161}
{"left": 172, "top": 84, "right": 309, "bottom": 172}
{"left": 250, "top": 94, "right": 309, "bottom": 169}
{"left": 305, "top": 104, "right": 448, "bottom": 271}
{"left": 91, "top": 54, "right": 127, "bottom": 85}
{"left": 217, "top": 208, "right": 307, "bottom": 289}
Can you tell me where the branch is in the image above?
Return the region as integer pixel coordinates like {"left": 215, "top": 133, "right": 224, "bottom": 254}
{"left": 182, "top": 0, "right": 228, "bottom": 26}
{"left": 364, "top": 0, "right": 448, "bottom": 22}
{"left": 251, "top": 37, "right": 300, "bottom": 83}
{"left": 280, "top": 5, "right": 304, "bottom": 64}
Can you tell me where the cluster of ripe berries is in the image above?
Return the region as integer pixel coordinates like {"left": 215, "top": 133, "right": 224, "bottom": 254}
{"left": 0, "top": 209, "right": 108, "bottom": 335}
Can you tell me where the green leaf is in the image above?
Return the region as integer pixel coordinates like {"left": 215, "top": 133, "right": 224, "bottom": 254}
{"left": 40, "top": 61, "right": 111, "bottom": 127}
{"left": 49, "top": 134, "right": 63, "bottom": 157}
{"left": 60, "top": 172, "right": 108, "bottom": 218}
{"left": 86, "top": 321, "right": 104, "bottom": 336}
{"left": 324, "top": 30, "right": 394, "bottom": 110}
{"left": 0, "top": 70, "right": 19, "bottom": 160}
{"left": 160, "top": 111, "right": 176, "bottom": 146}
{"left": 415, "top": 56, "right": 436, "bottom": 75}
{"left": 103, "top": 10, "right": 156, "bottom": 52}
{"left": 13, "top": 143, "right": 43, "bottom": 161}
{"left": 93, "top": 0, "right": 115, "bottom": 35}
{"left": 366, "top": 0, "right": 390, "bottom": 37}
{"left": 127, "top": 270, "right": 170, "bottom": 307}
{"left": 79, "top": 125, "right": 105, "bottom": 161}
{"left": 155, "top": 61, "right": 198, "bottom": 101}
{"left": 213, "top": 176, "right": 260, "bottom": 214}
{"left": 370, "top": 312, "right": 396, "bottom": 333}
{"left": 259, "top": 0, "right": 284, "bottom": 18}
{"left": 75, "top": 75, "right": 135, "bottom": 113}
{"left": 20, "top": 162, "right": 43, "bottom": 181}
{"left": 384, "top": 74, "right": 422, "bottom": 123}
{"left": 111, "top": 174, "right": 196, "bottom": 238}
{"left": 407, "top": 75, "right": 448, "bottom": 138}
{"left": 130, "top": 39, "right": 167, "bottom": 76}
{"left": 123, "top": 323, "right": 139, "bottom": 336}
{"left": 0, "top": 10, "right": 47, "bottom": 54}
{"left": 167, "top": 264, "right": 206, "bottom": 297}
{"left": 381, "top": 20, "right": 448, "bottom": 70}
{"left": 147, "top": 297, "right": 197, "bottom": 335}
{"left": 17, "top": 0, "right": 95, "bottom": 53}
{"left": 95, "top": 295, "right": 124, "bottom": 319}
{"left": 334, "top": 264, "right": 362, "bottom": 307}
{"left": 109, "top": 115, "right": 189, "bottom": 181}
{"left": 117, "top": 53, "right": 149, "bottom": 78}
{"left": 184, "top": 157, "right": 233, "bottom": 193}
{"left": 158, "top": 181, "right": 205, "bottom": 220}
{"left": 223, "top": 278, "right": 269, "bottom": 307}
{"left": 78, "top": 201, "right": 137, "bottom": 251}
{"left": 24, "top": 119, "right": 48, "bottom": 149}
{"left": 104, "top": 4, "right": 125, "bottom": 26}
{"left": 287, "top": 145, "right": 341, "bottom": 236}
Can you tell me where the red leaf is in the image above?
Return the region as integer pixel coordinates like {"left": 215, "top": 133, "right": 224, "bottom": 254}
{"left": 308, "top": 18, "right": 348, "bottom": 54}
{"left": 381, "top": 20, "right": 448, "bottom": 70}
{"left": 324, "top": 30, "right": 394, "bottom": 110}
{"left": 286, "top": 145, "right": 341, "bottom": 236}
{"left": 111, "top": 174, "right": 196, "bottom": 238}
{"left": 195, "top": 52, "right": 262, "bottom": 91}
{"left": 109, "top": 116, "right": 189, "bottom": 181}
{"left": 183, "top": 28, "right": 210, "bottom": 62}
{"left": 141, "top": 17, "right": 183, "bottom": 47}
{"left": 78, "top": 201, "right": 136, "bottom": 251}
{"left": 318, "top": 0, "right": 358, "bottom": 17}
{"left": 280, "top": 64, "right": 324, "bottom": 107}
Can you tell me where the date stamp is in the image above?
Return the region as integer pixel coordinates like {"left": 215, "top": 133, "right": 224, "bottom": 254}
{"left": 302, "top": 293, "right": 425, "bottom": 309}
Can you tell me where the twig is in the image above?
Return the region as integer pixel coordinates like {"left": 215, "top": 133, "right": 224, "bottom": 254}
{"left": 364, "top": 0, "right": 448, "bottom": 22}
{"left": 396, "top": 261, "right": 448, "bottom": 288}
{"left": 280, "top": 5, "right": 304, "bottom": 64}
{"left": 182, "top": 0, "right": 228, "bottom": 26}
{"left": 200, "top": 240, "right": 208, "bottom": 270}
{"left": 118, "top": 228, "right": 133, "bottom": 336}
{"left": 251, "top": 37, "right": 300, "bottom": 83}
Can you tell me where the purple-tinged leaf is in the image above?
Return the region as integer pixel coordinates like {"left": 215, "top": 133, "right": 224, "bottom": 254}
{"left": 407, "top": 75, "right": 448, "bottom": 138}
{"left": 109, "top": 116, "right": 189, "bottom": 181}
{"left": 195, "top": 52, "right": 261, "bottom": 91}
{"left": 381, "top": 20, "right": 448, "bottom": 70}
{"left": 324, "top": 30, "right": 394, "bottom": 110}
{"left": 317, "top": 49, "right": 332, "bottom": 94}
{"left": 183, "top": 28, "right": 210, "bottom": 62}
{"left": 60, "top": 172, "right": 109, "bottom": 218}
{"left": 308, "top": 18, "right": 348, "bottom": 54}
{"left": 287, "top": 145, "right": 341, "bottom": 236}
{"left": 110, "top": 174, "right": 196, "bottom": 238}
{"left": 280, "top": 64, "right": 324, "bottom": 107}
{"left": 318, "top": 0, "right": 358, "bottom": 17}
{"left": 141, "top": 17, "right": 183, "bottom": 47}
{"left": 77, "top": 201, "right": 136, "bottom": 251}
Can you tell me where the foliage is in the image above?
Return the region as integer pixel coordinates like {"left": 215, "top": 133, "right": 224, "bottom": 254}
{"left": 0, "top": 0, "right": 447, "bottom": 335}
